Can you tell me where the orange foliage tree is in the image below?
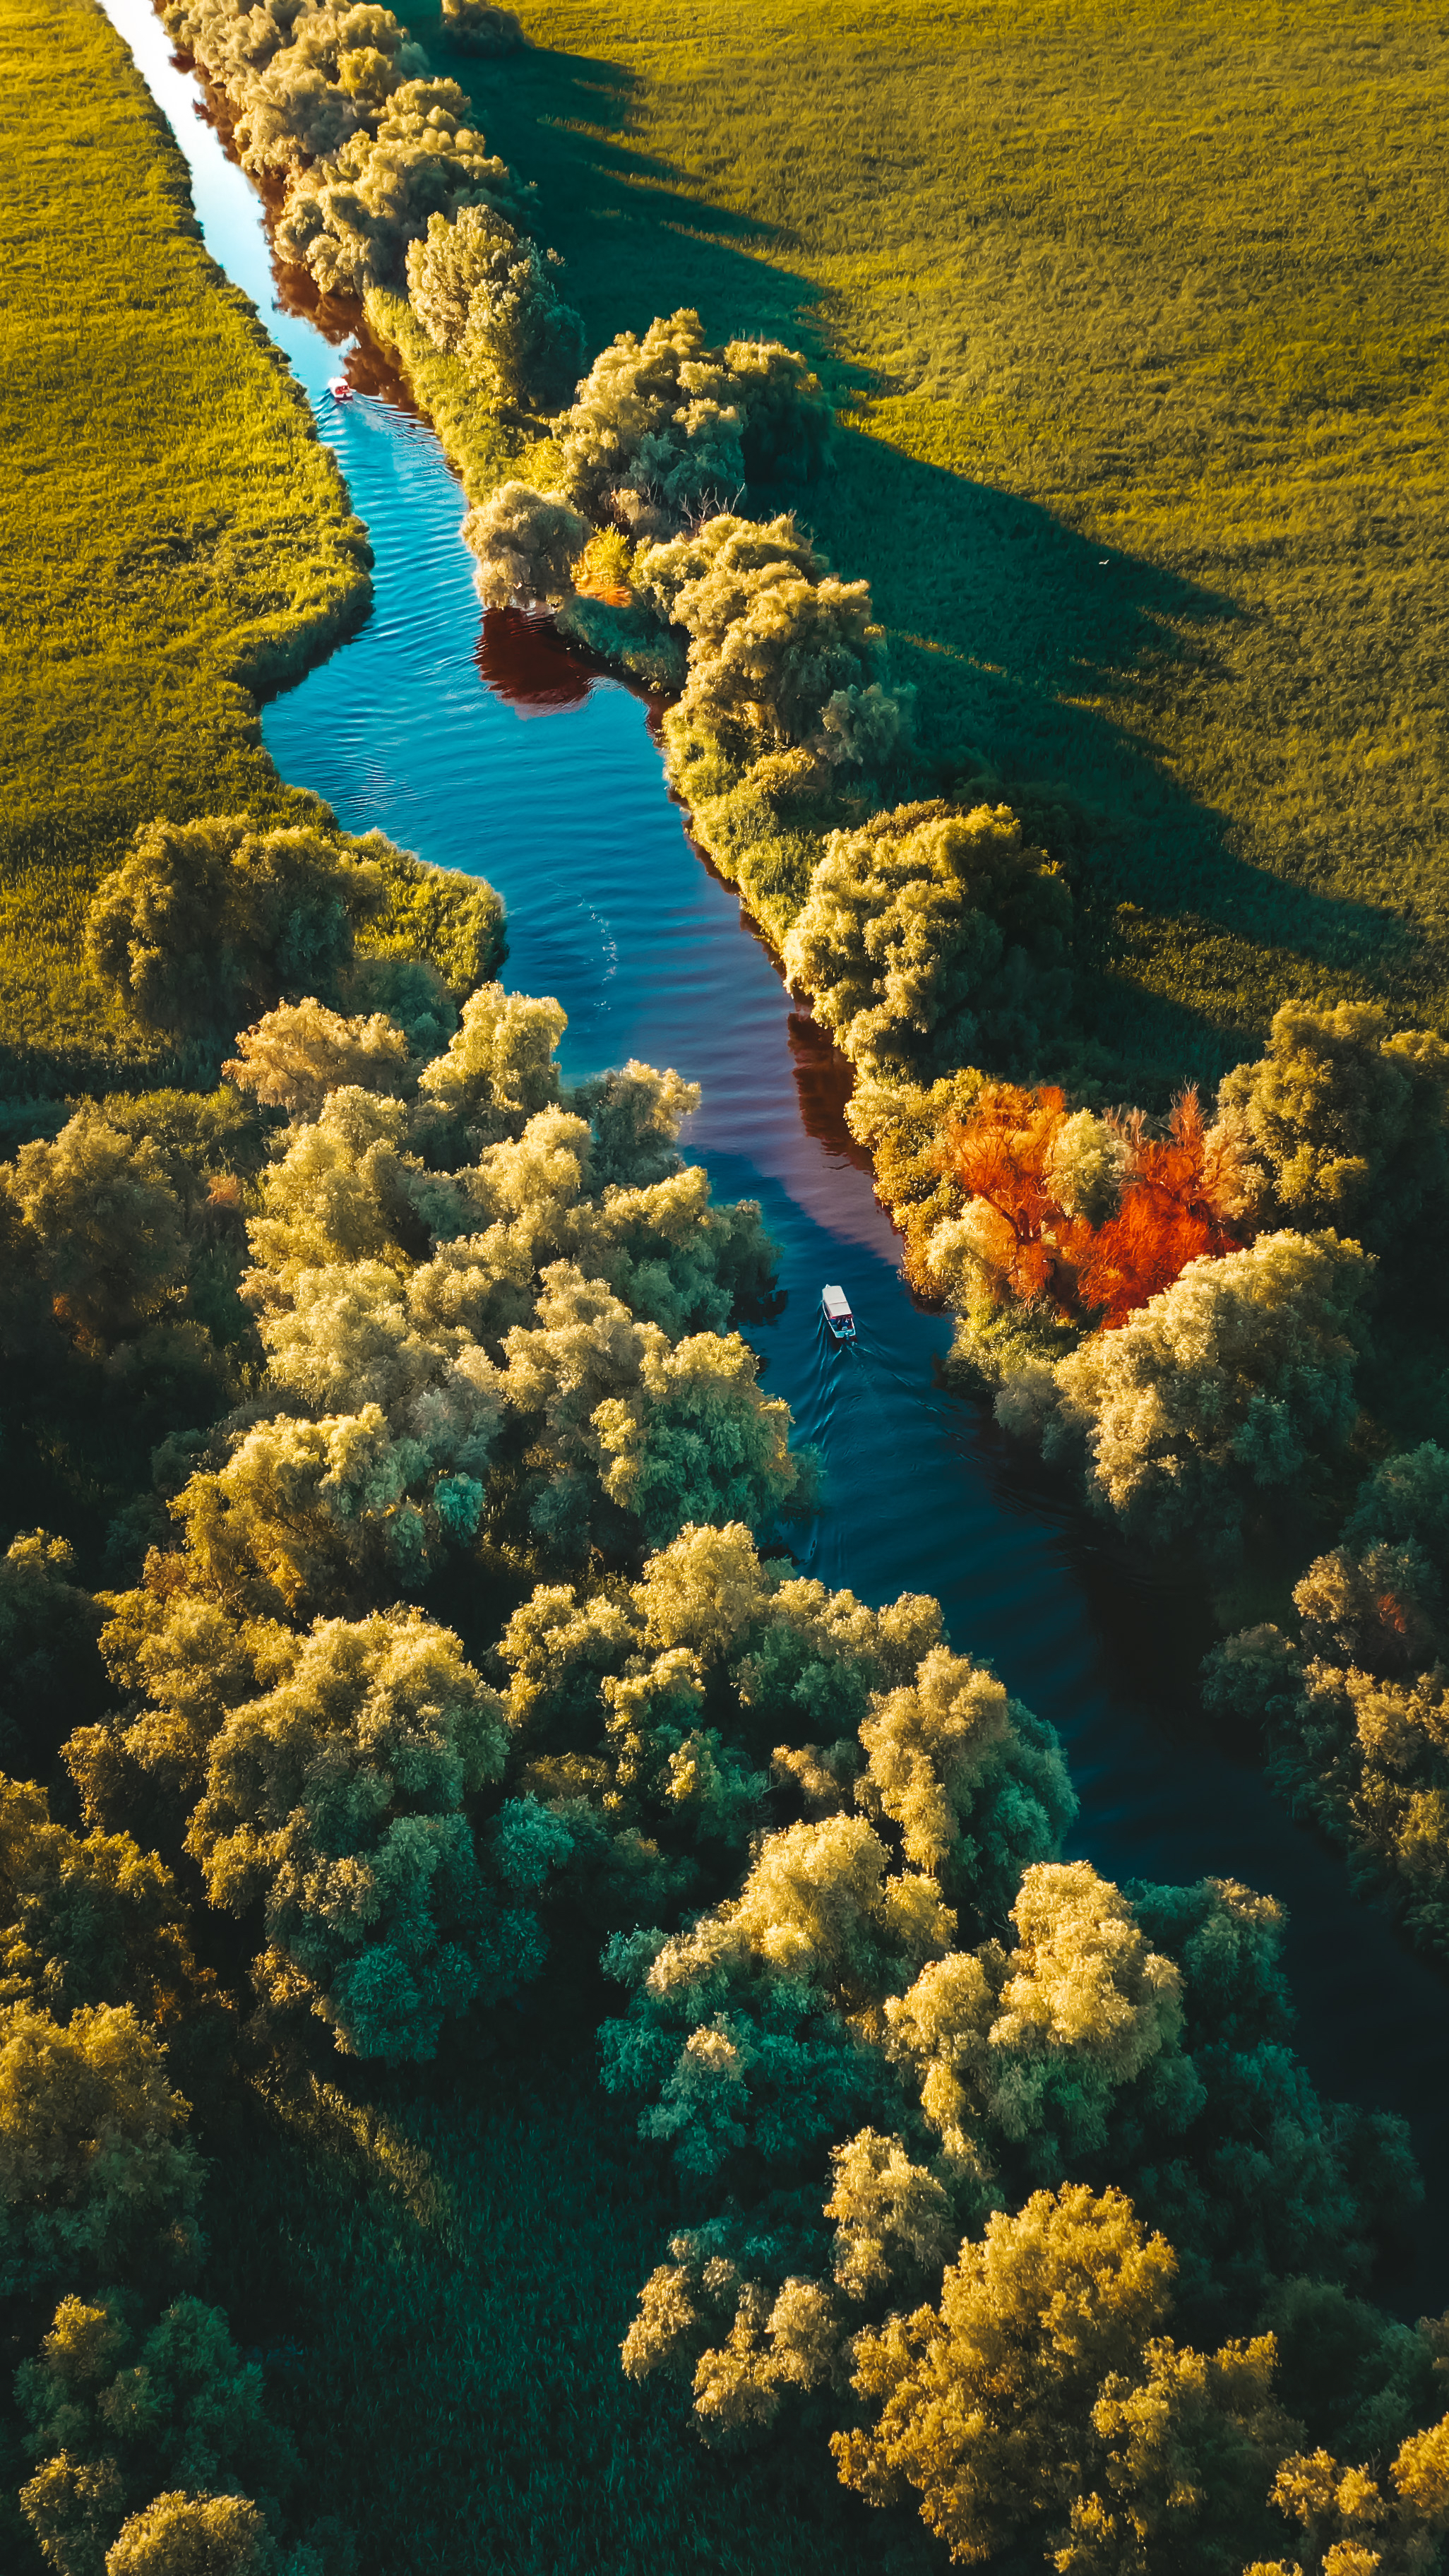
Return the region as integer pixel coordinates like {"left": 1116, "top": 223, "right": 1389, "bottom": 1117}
{"left": 942, "top": 1084, "right": 1249, "bottom": 1328}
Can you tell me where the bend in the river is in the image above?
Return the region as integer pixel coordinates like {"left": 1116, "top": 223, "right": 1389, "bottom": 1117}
{"left": 102, "top": 0, "right": 1449, "bottom": 2303}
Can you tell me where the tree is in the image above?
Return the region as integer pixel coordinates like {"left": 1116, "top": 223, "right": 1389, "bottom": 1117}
{"left": 416, "top": 982, "right": 568, "bottom": 1134}
{"left": 460, "top": 483, "right": 590, "bottom": 609}
{"left": 1003, "top": 1229, "right": 1375, "bottom": 1554}
{"left": 0, "top": 1532, "right": 107, "bottom": 1775}
{"left": 636, "top": 512, "right": 829, "bottom": 628}
{"left": 600, "top": 1813, "right": 938, "bottom": 2179}
{"left": 1204, "top": 1443, "right": 1449, "bottom": 1966}
{"left": 1215, "top": 1000, "right": 1449, "bottom": 1256}
{"left": 406, "top": 207, "right": 582, "bottom": 412}
{"left": 879, "top": 1864, "right": 1183, "bottom": 2182}
{"left": 782, "top": 806, "right": 1071, "bottom": 1084}
{"left": 440, "top": 0, "right": 525, "bottom": 52}
{"left": 0, "top": 1777, "right": 208, "bottom": 2029}
{"left": 273, "top": 80, "right": 523, "bottom": 293}
{"left": 85, "top": 816, "right": 388, "bottom": 1037}
{"left": 223, "top": 1001, "right": 410, "bottom": 1122}
{"left": 1247, "top": 2412, "right": 1449, "bottom": 2575}
{"left": 1056, "top": 2333, "right": 1294, "bottom": 2575}
{"left": 588, "top": 1316, "right": 815, "bottom": 1552}
{"left": 833, "top": 2183, "right": 1176, "bottom": 2565}
{"left": 659, "top": 548, "right": 911, "bottom": 764}
{"left": 184, "top": 1609, "right": 520, "bottom": 2058}
{"left": 104, "top": 2492, "right": 273, "bottom": 2576}
{"left": 552, "top": 310, "right": 831, "bottom": 529}
{"left": 6, "top": 1110, "right": 187, "bottom": 1349}
{"left": 18, "top": 2291, "right": 296, "bottom": 2576}
{"left": 345, "top": 825, "right": 504, "bottom": 1006}
{"left": 0, "top": 2000, "right": 202, "bottom": 2298}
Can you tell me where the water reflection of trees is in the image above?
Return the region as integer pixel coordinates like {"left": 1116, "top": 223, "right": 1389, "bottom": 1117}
{"left": 475, "top": 605, "right": 594, "bottom": 716}
{"left": 786, "top": 1004, "right": 876, "bottom": 1175}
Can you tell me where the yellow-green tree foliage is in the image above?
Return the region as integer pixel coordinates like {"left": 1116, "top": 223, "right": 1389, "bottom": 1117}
{"left": 996, "top": 1229, "right": 1374, "bottom": 1556}
{"left": 86, "top": 818, "right": 386, "bottom": 1037}
{"left": 167, "top": 0, "right": 529, "bottom": 297}
{"left": 0, "top": 1532, "right": 106, "bottom": 1776}
{"left": 105, "top": 2491, "right": 273, "bottom": 2576}
{"left": 617, "top": 1858, "right": 1420, "bottom": 2459}
{"left": 149, "top": 986, "right": 795, "bottom": 1591}
{"left": 0, "top": 1777, "right": 208, "bottom": 2030}
{"left": 597, "top": 1575, "right": 1077, "bottom": 2180}
{"left": 634, "top": 509, "right": 909, "bottom": 770}
{"left": 275, "top": 76, "right": 520, "bottom": 292}
{"left": 1205, "top": 1442, "right": 1449, "bottom": 1966}
{"left": 781, "top": 798, "right": 1071, "bottom": 1081}
{"left": 550, "top": 312, "right": 832, "bottom": 532}
{"left": 86, "top": 814, "right": 501, "bottom": 1042}
{"left": 459, "top": 483, "right": 591, "bottom": 611}
{"left": 439, "top": 0, "right": 523, "bottom": 54}
{"left": 1246, "top": 2411, "right": 1449, "bottom": 2575}
{"left": 18, "top": 2290, "right": 296, "bottom": 2576}
{"left": 835, "top": 2183, "right": 1176, "bottom": 2561}
{"left": 0, "top": 2000, "right": 201, "bottom": 2297}
{"left": 184, "top": 1609, "right": 515, "bottom": 2059}
{"left": 405, "top": 205, "right": 582, "bottom": 411}
{"left": 1215, "top": 1001, "right": 1449, "bottom": 1257}
{"left": 5, "top": 1110, "right": 188, "bottom": 1350}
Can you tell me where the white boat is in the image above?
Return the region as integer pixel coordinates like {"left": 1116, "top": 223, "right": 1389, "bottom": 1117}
{"left": 326, "top": 376, "right": 353, "bottom": 402}
{"left": 821, "top": 1284, "right": 855, "bottom": 1342}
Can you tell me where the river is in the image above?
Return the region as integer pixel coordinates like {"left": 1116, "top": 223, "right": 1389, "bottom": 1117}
{"left": 101, "top": 0, "right": 1449, "bottom": 2301}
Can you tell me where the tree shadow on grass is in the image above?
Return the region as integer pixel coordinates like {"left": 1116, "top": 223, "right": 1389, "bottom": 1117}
{"left": 393, "top": 25, "right": 1433, "bottom": 1078}
{"left": 412, "top": 20, "right": 833, "bottom": 354}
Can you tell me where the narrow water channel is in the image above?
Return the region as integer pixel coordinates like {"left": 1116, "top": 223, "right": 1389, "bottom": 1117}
{"left": 103, "top": 0, "right": 1449, "bottom": 2297}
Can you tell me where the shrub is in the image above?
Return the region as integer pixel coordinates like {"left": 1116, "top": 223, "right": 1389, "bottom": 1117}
{"left": 999, "top": 1229, "right": 1375, "bottom": 1555}
{"left": 551, "top": 309, "right": 832, "bottom": 530}
{"left": 162, "top": 0, "right": 426, "bottom": 174}
{"left": 406, "top": 205, "right": 583, "bottom": 410}
{"left": 440, "top": 0, "right": 525, "bottom": 52}
{"left": 460, "top": 483, "right": 591, "bottom": 609}
{"left": 85, "top": 816, "right": 387, "bottom": 1038}
{"left": 781, "top": 801, "right": 1072, "bottom": 1082}
{"left": 0, "top": 1999, "right": 202, "bottom": 2298}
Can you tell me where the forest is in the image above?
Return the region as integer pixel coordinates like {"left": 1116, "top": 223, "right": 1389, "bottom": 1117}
{"left": 4, "top": 1, "right": 1449, "bottom": 2573}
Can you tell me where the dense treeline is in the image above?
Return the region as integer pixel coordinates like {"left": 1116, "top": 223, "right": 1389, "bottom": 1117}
{"left": 841, "top": 1003, "right": 1449, "bottom": 1568}
{"left": 2, "top": 815, "right": 1445, "bottom": 2570}
{"left": 1207, "top": 1444, "right": 1449, "bottom": 1974}
{"left": 164, "top": 0, "right": 580, "bottom": 418}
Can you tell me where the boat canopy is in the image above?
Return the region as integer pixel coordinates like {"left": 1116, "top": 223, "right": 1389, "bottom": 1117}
{"left": 822, "top": 1284, "right": 853, "bottom": 1321}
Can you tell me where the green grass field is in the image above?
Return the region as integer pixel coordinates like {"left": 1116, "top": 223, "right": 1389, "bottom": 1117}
{"left": 411, "top": 0, "right": 1449, "bottom": 1083}
{"left": 0, "top": 0, "right": 370, "bottom": 1097}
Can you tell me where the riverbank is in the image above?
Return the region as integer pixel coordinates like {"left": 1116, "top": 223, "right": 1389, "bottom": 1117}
{"left": 413, "top": 0, "right": 1449, "bottom": 1083}
{"left": 0, "top": 0, "right": 371, "bottom": 1097}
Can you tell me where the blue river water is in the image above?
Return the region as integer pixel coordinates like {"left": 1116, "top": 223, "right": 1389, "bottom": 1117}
{"left": 103, "top": 0, "right": 1449, "bottom": 2298}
